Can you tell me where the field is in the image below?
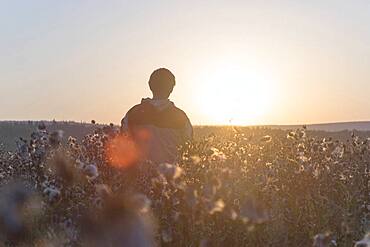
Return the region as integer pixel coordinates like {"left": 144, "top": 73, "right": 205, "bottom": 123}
{"left": 0, "top": 122, "right": 369, "bottom": 246}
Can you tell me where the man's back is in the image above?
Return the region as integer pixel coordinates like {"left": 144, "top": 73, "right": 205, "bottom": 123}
{"left": 121, "top": 98, "right": 192, "bottom": 164}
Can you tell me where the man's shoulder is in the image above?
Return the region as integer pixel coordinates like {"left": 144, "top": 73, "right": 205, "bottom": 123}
{"left": 126, "top": 102, "right": 190, "bottom": 129}
{"left": 125, "top": 102, "right": 156, "bottom": 126}
{"left": 167, "top": 105, "right": 190, "bottom": 122}
{"left": 127, "top": 102, "right": 153, "bottom": 114}
{"left": 121, "top": 103, "right": 151, "bottom": 128}
{"left": 128, "top": 101, "right": 188, "bottom": 119}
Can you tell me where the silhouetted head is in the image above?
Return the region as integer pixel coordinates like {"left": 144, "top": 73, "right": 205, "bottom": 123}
{"left": 148, "top": 68, "right": 175, "bottom": 99}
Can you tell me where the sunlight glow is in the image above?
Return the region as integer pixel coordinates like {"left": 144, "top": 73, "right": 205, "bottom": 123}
{"left": 194, "top": 62, "right": 277, "bottom": 125}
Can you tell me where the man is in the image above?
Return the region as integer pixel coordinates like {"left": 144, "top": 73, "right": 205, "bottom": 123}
{"left": 121, "top": 68, "right": 192, "bottom": 164}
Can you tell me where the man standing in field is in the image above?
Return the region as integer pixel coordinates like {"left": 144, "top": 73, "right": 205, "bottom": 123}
{"left": 121, "top": 68, "right": 192, "bottom": 164}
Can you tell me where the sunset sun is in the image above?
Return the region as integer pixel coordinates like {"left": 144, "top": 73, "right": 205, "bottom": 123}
{"left": 195, "top": 63, "right": 277, "bottom": 125}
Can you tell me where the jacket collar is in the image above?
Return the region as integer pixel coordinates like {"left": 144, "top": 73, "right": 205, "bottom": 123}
{"left": 141, "top": 98, "right": 175, "bottom": 111}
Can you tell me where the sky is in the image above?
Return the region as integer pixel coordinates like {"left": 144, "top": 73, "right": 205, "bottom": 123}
{"left": 0, "top": 0, "right": 369, "bottom": 125}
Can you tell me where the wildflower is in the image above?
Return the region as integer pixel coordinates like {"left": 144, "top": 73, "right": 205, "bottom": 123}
{"left": 49, "top": 130, "right": 64, "bottom": 147}
{"left": 209, "top": 147, "right": 227, "bottom": 161}
{"left": 190, "top": 155, "right": 201, "bottom": 164}
{"left": 297, "top": 143, "right": 305, "bottom": 152}
{"left": 158, "top": 163, "right": 183, "bottom": 180}
{"left": 43, "top": 187, "right": 61, "bottom": 203}
{"left": 68, "top": 136, "right": 77, "bottom": 144}
{"left": 287, "top": 131, "right": 296, "bottom": 140}
{"left": 298, "top": 155, "right": 308, "bottom": 163}
{"left": 355, "top": 233, "right": 370, "bottom": 247}
{"left": 313, "top": 233, "right": 335, "bottom": 247}
{"left": 260, "top": 135, "right": 272, "bottom": 143}
{"left": 208, "top": 199, "right": 225, "bottom": 215}
{"left": 230, "top": 208, "right": 238, "bottom": 220}
{"left": 84, "top": 164, "right": 99, "bottom": 180}
{"left": 331, "top": 146, "right": 344, "bottom": 159}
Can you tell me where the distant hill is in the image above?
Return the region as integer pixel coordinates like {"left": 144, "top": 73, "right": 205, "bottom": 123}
{"left": 267, "top": 121, "right": 370, "bottom": 132}
{"left": 0, "top": 121, "right": 100, "bottom": 151}
{"left": 1, "top": 120, "right": 369, "bottom": 151}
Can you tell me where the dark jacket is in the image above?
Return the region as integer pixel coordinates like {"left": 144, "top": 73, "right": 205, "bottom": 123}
{"left": 121, "top": 98, "right": 192, "bottom": 164}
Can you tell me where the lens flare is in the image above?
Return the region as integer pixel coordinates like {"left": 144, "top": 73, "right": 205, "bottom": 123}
{"left": 106, "top": 134, "right": 140, "bottom": 168}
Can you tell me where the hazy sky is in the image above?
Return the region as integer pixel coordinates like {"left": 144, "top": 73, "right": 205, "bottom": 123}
{"left": 1, "top": 0, "right": 369, "bottom": 125}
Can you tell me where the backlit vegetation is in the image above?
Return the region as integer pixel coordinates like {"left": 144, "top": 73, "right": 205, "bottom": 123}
{"left": 0, "top": 123, "right": 369, "bottom": 246}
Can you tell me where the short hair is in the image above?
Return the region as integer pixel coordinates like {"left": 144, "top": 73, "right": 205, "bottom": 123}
{"left": 148, "top": 68, "right": 175, "bottom": 94}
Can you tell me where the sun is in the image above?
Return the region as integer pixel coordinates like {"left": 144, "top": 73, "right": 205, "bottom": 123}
{"left": 194, "top": 63, "right": 277, "bottom": 125}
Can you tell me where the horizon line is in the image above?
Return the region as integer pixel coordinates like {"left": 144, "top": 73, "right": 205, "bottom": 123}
{"left": 1, "top": 119, "right": 370, "bottom": 127}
